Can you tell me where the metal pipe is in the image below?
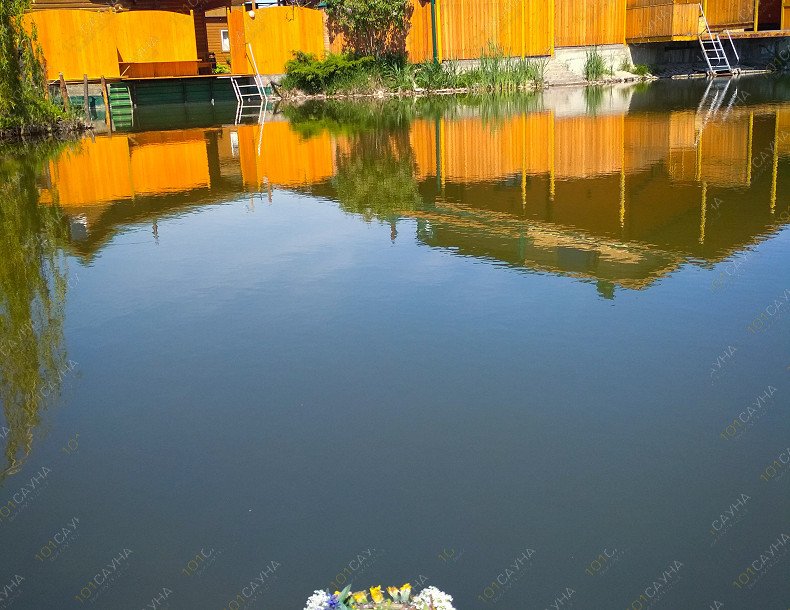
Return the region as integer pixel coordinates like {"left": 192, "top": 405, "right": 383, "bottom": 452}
{"left": 430, "top": 0, "right": 438, "bottom": 64}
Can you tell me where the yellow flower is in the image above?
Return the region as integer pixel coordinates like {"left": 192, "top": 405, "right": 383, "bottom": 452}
{"left": 370, "top": 586, "right": 384, "bottom": 603}
{"left": 400, "top": 583, "right": 412, "bottom": 601}
{"left": 387, "top": 586, "right": 400, "bottom": 600}
{"left": 352, "top": 591, "right": 368, "bottom": 603}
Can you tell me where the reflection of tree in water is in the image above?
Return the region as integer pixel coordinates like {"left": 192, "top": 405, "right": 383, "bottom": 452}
{"left": 333, "top": 129, "right": 423, "bottom": 222}
{"left": 0, "top": 142, "right": 71, "bottom": 480}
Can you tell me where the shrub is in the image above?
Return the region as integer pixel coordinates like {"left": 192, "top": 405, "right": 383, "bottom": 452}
{"left": 282, "top": 51, "right": 375, "bottom": 94}
{"left": 633, "top": 64, "right": 650, "bottom": 76}
{"left": 213, "top": 62, "right": 231, "bottom": 75}
{"left": 584, "top": 47, "right": 607, "bottom": 81}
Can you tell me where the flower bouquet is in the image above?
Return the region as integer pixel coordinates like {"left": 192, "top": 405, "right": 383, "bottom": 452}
{"left": 304, "top": 584, "right": 456, "bottom": 610}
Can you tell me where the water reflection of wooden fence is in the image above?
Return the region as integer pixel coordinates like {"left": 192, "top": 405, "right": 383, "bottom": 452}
{"left": 42, "top": 107, "right": 772, "bottom": 211}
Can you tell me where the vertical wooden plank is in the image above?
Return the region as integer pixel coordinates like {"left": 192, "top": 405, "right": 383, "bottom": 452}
{"left": 100, "top": 76, "right": 111, "bottom": 128}
{"left": 83, "top": 74, "right": 90, "bottom": 122}
{"left": 58, "top": 73, "right": 70, "bottom": 111}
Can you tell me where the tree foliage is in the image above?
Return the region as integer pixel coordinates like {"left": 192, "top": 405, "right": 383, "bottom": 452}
{"left": 324, "top": 0, "right": 412, "bottom": 58}
{"left": 0, "top": 0, "right": 62, "bottom": 128}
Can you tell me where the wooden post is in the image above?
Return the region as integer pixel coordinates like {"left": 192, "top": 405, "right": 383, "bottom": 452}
{"left": 521, "top": 0, "right": 526, "bottom": 59}
{"left": 100, "top": 76, "right": 111, "bottom": 128}
{"left": 58, "top": 73, "right": 70, "bottom": 111}
{"left": 83, "top": 74, "right": 90, "bottom": 121}
{"left": 754, "top": 0, "right": 760, "bottom": 32}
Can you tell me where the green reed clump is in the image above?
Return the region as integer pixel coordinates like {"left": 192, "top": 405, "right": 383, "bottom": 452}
{"left": 463, "top": 43, "right": 547, "bottom": 91}
{"left": 584, "top": 47, "right": 608, "bottom": 81}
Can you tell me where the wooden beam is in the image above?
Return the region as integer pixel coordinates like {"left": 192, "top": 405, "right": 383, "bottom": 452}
{"left": 83, "top": 74, "right": 90, "bottom": 122}
{"left": 100, "top": 76, "right": 111, "bottom": 128}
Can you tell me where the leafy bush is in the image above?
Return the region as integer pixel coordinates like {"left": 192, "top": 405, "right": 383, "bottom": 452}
{"left": 584, "top": 47, "right": 607, "bottom": 81}
{"left": 282, "top": 52, "right": 375, "bottom": 94}
{"left": 633, "top": 64, "right": 651, "bottom": 76}
{"left": 213, "top": 62, "right": 231, "bottom": 75}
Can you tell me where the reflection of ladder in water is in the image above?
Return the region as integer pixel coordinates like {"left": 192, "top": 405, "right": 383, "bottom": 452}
{"left": 231, "top": 43, "right": 268, "bottom": 107}
{"left": 694, "top": 78, "right": 739, "bottom": 144}
{"left": 698, "top": 3, "right": 739, "bottom": 76}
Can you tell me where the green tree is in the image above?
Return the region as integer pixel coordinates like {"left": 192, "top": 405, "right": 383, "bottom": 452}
{"left": 0, "top": 0, "right": 62, "bottom": 128}
{"left": 324, "top": 0, "right": 412, "bottom": 59}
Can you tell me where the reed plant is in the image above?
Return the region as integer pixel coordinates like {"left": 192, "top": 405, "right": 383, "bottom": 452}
{"left": 584, "top": 47, "right": 608, "bottom": 81}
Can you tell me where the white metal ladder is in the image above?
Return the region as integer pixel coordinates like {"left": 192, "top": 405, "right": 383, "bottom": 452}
{"left": 230, "top": 43, "right": 269, "bottom": 106}
{"left": 698, "top": 4, "right": 739, "bottom": 76}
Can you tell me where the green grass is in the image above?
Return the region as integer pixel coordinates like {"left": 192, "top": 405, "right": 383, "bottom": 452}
{"left": 618, "top": 59, "right": 651, "bottom": 78}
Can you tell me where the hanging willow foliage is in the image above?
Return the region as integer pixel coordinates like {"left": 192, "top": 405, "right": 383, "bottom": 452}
{"left": 0, "top": 0, "right": 62, "bottom": 128}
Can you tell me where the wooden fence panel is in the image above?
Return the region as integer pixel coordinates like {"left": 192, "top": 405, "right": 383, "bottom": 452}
{"left": 228, "top": 8, "right": 249, "bottom": 74}
{"left": 406, "top": 0, "right": 434, "bottom": 62}
{"left": 24, "top": 10, "right": 119, "bottom": 80}
{"left": 626, "top": 4, "right": 699, "bottom": 41}
{"left": 705, "top": 0, "right": 754, "bottom": 29}
{"left": 434, "top": 0, "right": 552, "bottom": 60}
{"left": 243, "top": 6, "right": 326, "bottom": 75}
{"left": 114, "top": 11, "right": 197, "bottom": 63}
{"left": 555, "top": 0, "right": 625, "bottom": 47}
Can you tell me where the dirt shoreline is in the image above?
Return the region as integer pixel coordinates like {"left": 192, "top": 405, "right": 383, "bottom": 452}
{"left": 274, "top": 67, "right": 774, "bottom": 102}
{"left": 0, "top": 118, "right": 91, "bottom": 143}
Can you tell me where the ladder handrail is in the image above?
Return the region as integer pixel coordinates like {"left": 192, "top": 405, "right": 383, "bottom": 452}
{"left": 722, "top": 29, "right": 739, "bottom": 62}
{"left": 246, "top": 43, "right": 268, "bottom": 103}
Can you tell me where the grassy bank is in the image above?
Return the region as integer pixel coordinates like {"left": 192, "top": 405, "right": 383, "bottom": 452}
{"left": 279, "top": 46, "right": 550, "bottom": 97}
{"left": 278, "top": 46, "right": 652, "bottom": 99}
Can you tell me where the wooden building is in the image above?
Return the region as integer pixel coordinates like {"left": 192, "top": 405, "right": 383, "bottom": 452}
{"left": 23, "top": 0, "right": 790, "bottom": 83}
{"left": 26, "top": 0, "right": 239, "bottom": 80}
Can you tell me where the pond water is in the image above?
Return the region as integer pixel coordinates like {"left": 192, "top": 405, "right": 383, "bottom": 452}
{"left": 1, "top": 76, "right": 789, "bottom": 609}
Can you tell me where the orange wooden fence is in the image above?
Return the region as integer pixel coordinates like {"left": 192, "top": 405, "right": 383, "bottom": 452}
{"left": 435, "top": 0, "right": 553, "bottom": 60}
{"left": 704, "top": 0, "right": 754, "bottom": 29}
{"left": 24, "top": 9, "right": 198, "bottom": 80}
{"left": 235, "top": 0, "right": 555, "bottom": 74}
{"left": 555, "top": 0, "right": 625, "bottom": 47}
{"left": 626, "top": 3, "right": 699, "bottom": 41}
{"left": 237, "top": 6, "right": 327, "bottom": 75}
{"left": 25, "top": 10, "right": 120, "bottom": 80}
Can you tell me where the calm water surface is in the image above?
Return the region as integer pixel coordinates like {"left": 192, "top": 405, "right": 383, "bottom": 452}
{"left": 1, "top": 77, "right": 789, "bottom": 609}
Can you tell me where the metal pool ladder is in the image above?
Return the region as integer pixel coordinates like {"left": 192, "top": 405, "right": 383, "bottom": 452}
{"left": 231, "top": 44, "right": 269, "bottom": 106}
{"left": 698, "top": 3, "right": 739, "bottom": 76}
